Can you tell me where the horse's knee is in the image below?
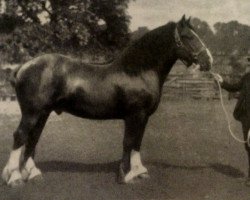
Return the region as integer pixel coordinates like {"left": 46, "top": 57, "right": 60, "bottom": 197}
{"left": 123, "top": 137, "right": 135, "bottom": 150}
{"left": 13, "top": 118, "right": 38, "bottom": 149}
{"left": 13, "top": 130, "right": 28, "bottom": 149}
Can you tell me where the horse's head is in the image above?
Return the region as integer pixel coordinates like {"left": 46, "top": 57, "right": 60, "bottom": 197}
{"left": 174, "top": 15, "right": 213, "bottom": 71}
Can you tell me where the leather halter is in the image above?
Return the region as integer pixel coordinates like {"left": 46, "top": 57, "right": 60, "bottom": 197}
{"left": 174, "top": 26, "right": 207, "bottom": 59}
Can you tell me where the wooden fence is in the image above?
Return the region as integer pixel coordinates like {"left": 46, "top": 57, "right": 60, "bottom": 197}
{"left": 163, "top": 73, "right": 225, "bottom": 100}
{"left": 0, "top": 95, "right": 16, "bottom": 102}
{"left": 0, "top": 83, "right": 16, "bottom": 102}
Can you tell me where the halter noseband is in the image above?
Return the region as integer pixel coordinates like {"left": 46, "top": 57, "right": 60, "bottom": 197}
{"left": 174, "top": 26, "right": 207, "bottom": 58}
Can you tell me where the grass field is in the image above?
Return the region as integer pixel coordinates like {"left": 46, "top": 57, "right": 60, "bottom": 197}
{"left": 0, "top": 99, "right": 250, "bottom": 200}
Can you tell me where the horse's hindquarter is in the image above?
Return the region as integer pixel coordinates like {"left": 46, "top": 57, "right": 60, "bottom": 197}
{"left": 14, "top": 54, "right": 60, "bottom": 111}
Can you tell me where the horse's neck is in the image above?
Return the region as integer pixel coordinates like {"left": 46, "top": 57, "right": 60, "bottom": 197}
{"left": 114, "top": 48, "right": 176, "bottom": 76}
{"left": 114, "top": 23, "right": 177, "bottom": 85}
{"left": 157, "top": 58, "right": 177, "bottom": 88}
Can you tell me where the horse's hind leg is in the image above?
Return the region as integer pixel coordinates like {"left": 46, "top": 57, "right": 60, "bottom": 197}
{"left": 2, "top": 113, "right": 40, "bottom": 187}
{"left": 21, "top": 113, "right": 50, "bottom": 182}
{"left": 118, "top": 112, "right": 149, "bottom": 184}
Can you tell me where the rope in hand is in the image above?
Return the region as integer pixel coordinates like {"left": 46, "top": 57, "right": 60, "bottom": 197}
{"left": 210, "top": 71, "right": 250, "bottom": 146}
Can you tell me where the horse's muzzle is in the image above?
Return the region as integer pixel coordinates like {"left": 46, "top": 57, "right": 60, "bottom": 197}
{"left": 199, "top": 62, "right": 212, "bottom": 71}
{"left": 197, "top": 48, "right": 213, "bottom": 72}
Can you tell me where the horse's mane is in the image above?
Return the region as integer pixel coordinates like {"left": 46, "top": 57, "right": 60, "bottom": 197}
{"left": 117, "top": 22, "right": 177, "bottom": 75}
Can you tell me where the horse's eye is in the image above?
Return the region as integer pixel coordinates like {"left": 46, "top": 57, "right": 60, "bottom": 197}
{"left": 193, "top": 56, "right": 198, "bottom": 63}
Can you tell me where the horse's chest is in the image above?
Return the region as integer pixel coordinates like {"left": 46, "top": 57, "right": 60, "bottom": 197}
{"left": 115, "top": 72, "right": 160, "bottom": 111}
{"left": 123, "top": 86, "right": 160, "bottom": 112}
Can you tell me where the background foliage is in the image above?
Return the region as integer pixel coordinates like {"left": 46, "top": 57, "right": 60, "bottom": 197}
{"left": 0, "top": 0, "right": 132, "bottom": 63}
{"left": 0, "top": 0, "right": 249, "bottom": 67}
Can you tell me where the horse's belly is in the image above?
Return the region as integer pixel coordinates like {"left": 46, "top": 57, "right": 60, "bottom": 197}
{"left": 56, "top": 94, "right": 123, "bottom": 119}
{"left": 63, "top": 105, "right": 123, "bottom": 119}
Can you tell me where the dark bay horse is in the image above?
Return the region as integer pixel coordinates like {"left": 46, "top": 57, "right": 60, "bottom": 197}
{"left": 2, "top": 15, "right": 213, "bottom": 187}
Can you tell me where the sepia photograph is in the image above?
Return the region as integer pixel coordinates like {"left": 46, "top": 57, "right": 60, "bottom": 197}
{"left": 0, "top": 0, "right": 250, "bottom": 199}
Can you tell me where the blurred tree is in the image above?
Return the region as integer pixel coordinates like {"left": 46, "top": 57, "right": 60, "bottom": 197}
{"left": 214, "top": 21, "right": 250, "bottom": 55}
{"left": 229, "top": 54, "right": 245, "bottom": 75}
{"left": 0, "top": 0, "right": 132, "bottom": 62}
{"left": 191, "top": 17, "right": 215, "bottom": 51}
{"left": 130, "top": 26, "right": 149, "bottom": 41}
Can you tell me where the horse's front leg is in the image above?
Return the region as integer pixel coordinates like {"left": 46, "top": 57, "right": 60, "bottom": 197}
{"left": 118, "top": 112, "right": 149, "bottom": 184}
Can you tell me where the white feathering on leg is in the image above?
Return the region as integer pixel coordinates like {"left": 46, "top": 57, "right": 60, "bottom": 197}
{"left": 124, "top": 150, "right": 148, "bottom": 183}
{"left": 24, "top": 157, "right": 42, "bottom": 180}
{"left": 2, "top": 146, "right": 23, "bottom": 185}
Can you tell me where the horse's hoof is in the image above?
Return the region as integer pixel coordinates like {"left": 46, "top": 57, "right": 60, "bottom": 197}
{"left": 138, "top": 172, "right": 150, "bottom": 179}
{"left": 28, "top": 167, "right": 42, "bottom": 181}
{"left": 9, "top": 179, "right": 25, "bottom": 188}
{"left": 118, "top": 164, "right": 149, "bottom": 183}
{"left": 117, "top": 164, "right": 135, "bottom": 184}
{"left": 21, "top": 168, "right": 29, "bottom": 181}
{"left": 7, "top": 170, "right": 24, "bottom": 187}
{"left": 29, "top": 174, "right": 43, "bottom": 182}
{"left": 117, "top": 176, "right": 135, "bottom": 184}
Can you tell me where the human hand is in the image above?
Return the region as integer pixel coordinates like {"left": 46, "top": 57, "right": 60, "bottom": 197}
{"left": 211, "top": 72, "right": 223, "bottom": 83}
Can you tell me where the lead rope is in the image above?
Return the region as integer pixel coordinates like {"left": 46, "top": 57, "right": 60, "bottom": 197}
{"left": 210, "top": 72, "right": 250, "bottom": 146}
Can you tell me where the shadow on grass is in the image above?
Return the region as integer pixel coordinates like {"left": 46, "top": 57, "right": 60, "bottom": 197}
{"left": 37, "top": 160, "right": 119, "bottom": 173}
{"left": 209, "top": 163, "right": 245, "bottom": 178}
{"left": 147, "top": 161, "right": 207, "bottom": 170}
{"left": 149, "top": 161, "right": 245, "bottom": 178}
{"left": 37, "top": 160, "right": 245, "bottom": 178}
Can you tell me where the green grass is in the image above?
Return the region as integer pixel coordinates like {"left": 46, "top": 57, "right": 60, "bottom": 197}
{"left": 0, "top": 99, "right": 249, "bottom": 200}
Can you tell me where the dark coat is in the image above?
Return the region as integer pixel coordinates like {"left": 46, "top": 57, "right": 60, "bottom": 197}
{"left": 221, "top": 73, "right": 250, "bottom": 121}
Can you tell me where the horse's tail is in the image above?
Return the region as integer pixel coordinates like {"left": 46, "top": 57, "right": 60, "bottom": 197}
{"left": 6, "top": 65, "right": 22, "bottom": 87}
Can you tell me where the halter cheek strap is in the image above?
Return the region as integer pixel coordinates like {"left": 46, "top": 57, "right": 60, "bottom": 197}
{"left": 174, "top": 27, "right": 183, "bottom": 48}
{"left": 174, "top": 26, "right": 207, "bottom": 58}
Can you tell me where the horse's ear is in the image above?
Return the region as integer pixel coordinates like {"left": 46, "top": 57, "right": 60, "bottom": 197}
{"left": 179, "top": 14, "right": 186, "bottom": 27}
{"left": 187, "top": 16, "right": 191, "bottom": 25}
{"left": 181, "top": 14, "right": 186, "bottom": 21}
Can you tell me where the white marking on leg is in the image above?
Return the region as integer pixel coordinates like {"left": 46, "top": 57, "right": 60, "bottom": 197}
{"left": 25, "top": 157, "right": 36, "bottom": 172}
{"left": 22, "top": 157, "right": 42, "bottom": 180}
{"left": 8, "top": 146, "right": 23, "bottom": 171}
{"left": 124, "top": 150, "right": 148, "bottom": 183}
{"left": 7, "top": 170, "right": 23, "bottom": 186}
{"left": 2, "top": 146, "right": 23, "bottom": 184}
